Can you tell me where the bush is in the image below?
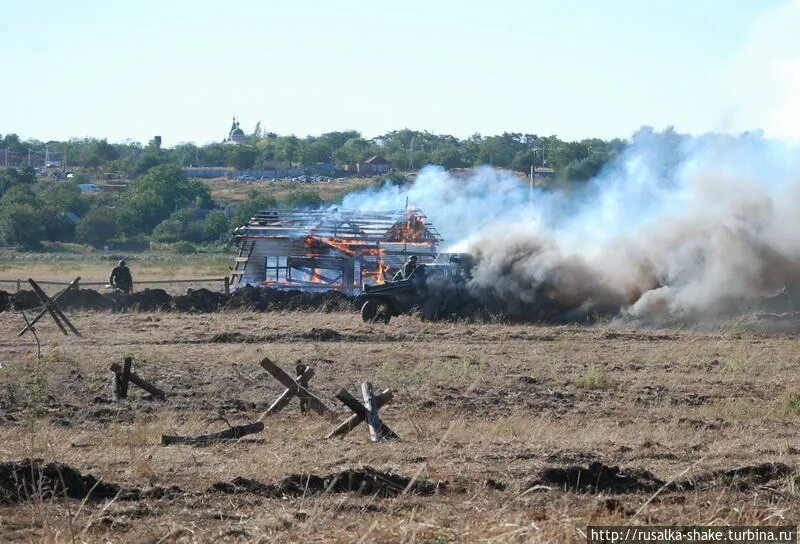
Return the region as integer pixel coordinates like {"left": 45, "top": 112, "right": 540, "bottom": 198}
{"left": 582, "top": 365, "right": 606, "bottom": 389}
{"left": 0, "top": 203, "right": 44, "bottom": 248}
{"left": 203, "top": 211, "right": 230, "bottom": 242}
{"left": 282, "top": 189, "right": 323, "bottom": 209}
{"left": 172, "top": 241, "right": 196, "bottom": 254}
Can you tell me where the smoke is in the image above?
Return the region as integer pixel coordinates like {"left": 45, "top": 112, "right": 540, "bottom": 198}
{"left": 341, "top": 128, "right": 800, "bottom": 325}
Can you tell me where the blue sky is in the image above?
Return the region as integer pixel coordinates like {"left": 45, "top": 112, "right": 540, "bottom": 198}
{"left": 0, "top": 0, "right": 795, "bottom": 145}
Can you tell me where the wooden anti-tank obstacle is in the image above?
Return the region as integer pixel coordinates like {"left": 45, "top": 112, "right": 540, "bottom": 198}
{"left": 161, "top": 357, "right": 333, "bottom": 446}
{"left": 17, "top": 277, "right": 82, "bottom": 337}
{"left": 327, "top": 382, "right": 399, "bottom": 441}
{"left": 258, "top": 357, "right": 334, "bottom": 420}
{"left": 110, "top": 356, "right": 166, "bottom": 400}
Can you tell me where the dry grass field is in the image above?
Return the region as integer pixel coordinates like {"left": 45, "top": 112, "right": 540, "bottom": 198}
{"left": 1, "top": 307, "right": 799, "bottom": 543}
{"left": 0, "top": 253, "right": 232, "bottom": 295}
{"left": 205, "top": 177, "right": 375, "bottom": 205}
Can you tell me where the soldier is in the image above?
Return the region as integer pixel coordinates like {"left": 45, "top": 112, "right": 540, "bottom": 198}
{"left": 109, "top": 259, "right": 133, "bottom": 295}
{"left": 401, "top": 255, "right": 418, "bottom": 279}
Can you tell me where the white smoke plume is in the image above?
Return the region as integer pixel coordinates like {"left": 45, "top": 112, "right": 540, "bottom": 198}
{"left": 341, "top": 128, "right": 800, "bottom": 324}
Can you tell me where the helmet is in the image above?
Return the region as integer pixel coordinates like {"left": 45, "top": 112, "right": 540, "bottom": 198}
{"left": 119, "top": 260, "right": 126, "bottom": 266}
{"left": 409, "top": 255, "right": 417, "bottom": 262}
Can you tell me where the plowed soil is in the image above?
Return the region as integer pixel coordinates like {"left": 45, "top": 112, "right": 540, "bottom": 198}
{"left": 0, "top": 310, "right": 799, "bottom": 542}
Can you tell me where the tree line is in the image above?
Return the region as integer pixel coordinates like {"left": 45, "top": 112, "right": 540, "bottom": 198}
{"left": 0, "top": 163, "right": 326, "bottom": 250}
{"left": 0, "top": 127, "right": 629, "bottom": 250}
{"left": 1, "top": 128, "right": 626, "bottom": 181}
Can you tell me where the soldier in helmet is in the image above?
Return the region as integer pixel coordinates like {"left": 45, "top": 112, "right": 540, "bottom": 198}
{"left": 109, "top": 259, "right": 133, "bottom": 295}
{"left": 401, "top": 255, "right": 418, "bottom": 279}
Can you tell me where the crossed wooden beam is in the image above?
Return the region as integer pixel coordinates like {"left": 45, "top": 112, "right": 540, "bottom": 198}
{"left": 327, "top": 382, "right": 399, "bottom": 441}
{"left": 18, "top": 278, "right": 82, "bottom": 337}
{"left": 110, "top": 356, "right": 166, "bottom": 400}
{"left": 258, "top": 357, "right": 334, "bottom": 420}
{"left": 159, "top": 357, "right": 400, "bottom": 446}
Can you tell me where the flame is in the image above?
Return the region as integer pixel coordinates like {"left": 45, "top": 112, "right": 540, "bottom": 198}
{"left": 385, "top": 212, "right": 431, "bottom": 243}
{"left": 259, "top": 212, "right": 433, "bottom": 289}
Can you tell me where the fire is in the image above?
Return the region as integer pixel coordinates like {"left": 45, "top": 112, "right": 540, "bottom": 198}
{"left": 385, "top": 212, "right": 431, "bottom": 243}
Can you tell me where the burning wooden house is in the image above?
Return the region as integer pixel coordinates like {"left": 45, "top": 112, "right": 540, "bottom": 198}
{"left": 230, "top": 208, "right": 442, "bottom": 294}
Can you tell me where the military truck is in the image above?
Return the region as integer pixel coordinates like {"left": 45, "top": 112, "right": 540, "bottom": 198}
{"left": 359, "top": 253, "right": 473, "bottom": 323}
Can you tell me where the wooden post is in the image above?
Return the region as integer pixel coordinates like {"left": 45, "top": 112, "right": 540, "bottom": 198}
{"left": 109, "top": 362, "right": 166, "bottom": 399}
{"left": 297, "top": 364, "right": 309, "bottom": 414}
{"left": 16, "top": 279, "right": 20, "bottom": 293}
{"left": 120, "top": 357, "right": 132, "bottom": 398}
{"left": 224, "top": 276, "right": 230, "bottom": 295}
{"left": 361, "top": 382, "right": 381, "bottom": 441}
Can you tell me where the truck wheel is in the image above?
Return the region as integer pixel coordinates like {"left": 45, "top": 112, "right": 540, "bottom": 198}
{"left": 361, "top": 300, "right": 391, "bottom": 324}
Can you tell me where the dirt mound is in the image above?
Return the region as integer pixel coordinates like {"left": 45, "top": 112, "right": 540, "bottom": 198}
{"left": 298, "top": 328, "right": 343, "bottom": 341}
{"left": 0, "top": 459, "right": 183, "bottom": 504}
{"left": 209, "top": 332, "right": 259, "bottom": 343}
{"left": 209, "top": 467, "right": 442, "bottom": 498}
{"left": 528, "top": 462, "right": 664, "bottom": 494}
{"left": 123, "top": 289, "right": 172, "bottom": 311}
{"left": 58, "top": 288, "right": 115, "bottom": 311}
{"left": 0, "top": 290, "right": 9, "bottom": 312}
{"left": 0, "top": 459, "right": 121, "bottom": 504}
{"left": 674, "top": 462, "right": 792, "bottom": 492}
{"left": 527, "top": 462, "right": 794, "bottom": 495}
{"left": 9, "top": 290, "right": 40, "bottom": 310}
{"left": 172, "top": 288, "right": 229, "bottom": 312}
{"left": 226, "top": 285, "right": 357, "bottom": 312}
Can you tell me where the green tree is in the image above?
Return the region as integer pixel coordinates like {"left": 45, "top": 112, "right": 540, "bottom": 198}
{"left": 41, "top": 182, "right": 89, "bottom": 214}
{"left": 75, "top": 207, "right": 118, "bottom": 246}
{"left": 230, "top": 191, "right": 278, "bottom": 228}
{"left": 151, "top": 208, "right": 206, "bottom": 243}
{"left": 0, "top": 166, "right": 36, "bottom": 194}
{"left": 0, "top": 203, "right": 44, "bottom": 248}
{"left": 227, "top": 145, "right": 258, "bottom": 169}
{"left": 117, "top": 165, "right": 211, "bottom": 235}
{"left": 202, "top": 211, "right": 230, "bottom": 242}
{"left": 333, "top": 137, "right": 373, "bottom": 165}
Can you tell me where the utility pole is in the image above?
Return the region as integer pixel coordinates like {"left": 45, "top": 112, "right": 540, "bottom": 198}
{"left": 529, "top": 148, "right": 538, "bottom": 208}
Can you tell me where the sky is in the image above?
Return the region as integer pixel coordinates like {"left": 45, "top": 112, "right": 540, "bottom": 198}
{"left": 1, "top": 0, "right": 797, "bottom": 146}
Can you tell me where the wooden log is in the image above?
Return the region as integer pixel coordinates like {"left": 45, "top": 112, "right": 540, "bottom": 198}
{"left": 258, "top": 366, "right": 315, "bottom": 420}
{"left": 161, "top": 421, "right": 264, "bottom": 446}
{"left": 361, "top": 382, "right": 382, "bottom": 441}
{"left": 326, "top": 388, "right": 397, "bottom": 439}
{"left": 259, "top": 357, "right": 296, "bottom": 388}
{"left": 259, "top": 358, "right": 332, "bottom": 417}
{"left": 109, "top": 362, "right": 166, "bottom": 399}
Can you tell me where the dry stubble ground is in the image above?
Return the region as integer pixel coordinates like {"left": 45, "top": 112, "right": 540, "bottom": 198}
{"left": 0, "top": 309, "right": 799, "bottom": 543}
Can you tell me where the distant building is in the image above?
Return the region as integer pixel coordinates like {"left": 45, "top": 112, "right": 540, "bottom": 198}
{"left": 533, "top": 166, "right": 556, "bottom": 179}
{"left": 225, "top": 116, "right": 246, "bottom": 145}
{"left": 343, "top": 155, "right": 391, "bottom": 175}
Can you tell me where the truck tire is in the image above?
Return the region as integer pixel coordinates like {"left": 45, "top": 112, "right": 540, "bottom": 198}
{"left": 361, "top": 300, "right": 391, "bottom": 324}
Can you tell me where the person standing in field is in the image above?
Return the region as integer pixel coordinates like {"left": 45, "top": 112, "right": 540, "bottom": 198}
{"left": 109, "top": 259, "right": 133, "bottom": 295}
